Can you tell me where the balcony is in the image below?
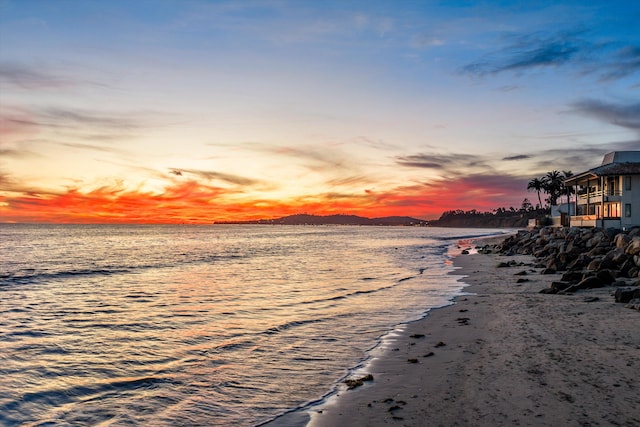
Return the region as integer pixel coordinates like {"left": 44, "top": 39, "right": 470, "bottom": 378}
{"left": 568, "top": 215, "right": 597, "bottom": 227}
{"left": 577, "top": 189, "right": 621, "bottom": 203}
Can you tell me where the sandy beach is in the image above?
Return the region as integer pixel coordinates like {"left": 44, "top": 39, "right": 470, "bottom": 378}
{"left": 305, "top": 240, "right": 640, "bottom": 427}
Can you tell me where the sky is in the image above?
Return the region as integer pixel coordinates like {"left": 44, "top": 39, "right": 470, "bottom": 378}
{"left": 1, "top": 0, "right": 639, "bottom": 223}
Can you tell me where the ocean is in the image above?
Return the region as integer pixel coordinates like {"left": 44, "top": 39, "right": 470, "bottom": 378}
{"left": 0, "top": 224, "right": 507, "bottom": 426}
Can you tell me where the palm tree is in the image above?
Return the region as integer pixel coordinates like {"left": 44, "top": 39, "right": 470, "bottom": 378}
{"left": 527, "top": 178, "right": 544, "bottom": 208}
{"left": 562, "top": 170, "right": 574, "bottom": 204}
{"left": 542, "top": 170, "right": 564, "bottom": 206}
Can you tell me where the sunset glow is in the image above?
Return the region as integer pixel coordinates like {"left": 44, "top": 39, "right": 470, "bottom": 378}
{"left": 1, "top": 1, "right": 638, "bottom": 223}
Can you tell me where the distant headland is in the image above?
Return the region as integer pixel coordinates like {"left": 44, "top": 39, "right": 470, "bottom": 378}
{"left": 214, "top": 210, "right": 535, "bottom": 227}
{"left": 214, "top": 214, "right": 427, "bottom": 226}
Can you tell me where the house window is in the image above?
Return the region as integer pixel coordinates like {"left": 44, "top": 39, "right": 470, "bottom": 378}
{"left": 604, "top": 203, "right": 620, "bottom": 218}
{"left": 625, "top": 204, "right": 632, "bottom": 217}
{"left": 624, "top": 176, "right": 632, "bottom": 191}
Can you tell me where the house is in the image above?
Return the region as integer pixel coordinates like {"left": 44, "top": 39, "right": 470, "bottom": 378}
{"left": 564, "top": 151, "right": 640, "bottom": 229}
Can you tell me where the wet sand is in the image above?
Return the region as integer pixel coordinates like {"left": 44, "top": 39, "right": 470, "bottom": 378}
{"left": 305, "top": 243, "right": 640, "bottom": 426}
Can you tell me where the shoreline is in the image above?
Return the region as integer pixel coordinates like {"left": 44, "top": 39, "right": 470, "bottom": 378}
{"left": 301, "top": 236, "right": 639, "bottom": 426}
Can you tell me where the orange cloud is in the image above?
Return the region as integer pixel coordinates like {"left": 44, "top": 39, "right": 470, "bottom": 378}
{"left": 0, "top": 172, "right": 528, "bottom": 223}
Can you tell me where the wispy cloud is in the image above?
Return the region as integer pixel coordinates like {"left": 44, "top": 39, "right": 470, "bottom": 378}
{"left": 461, "top": 30, "right": 586, "bottom": 76}
{"left": 0, "top": 62, "right": 73, "bottom": 89}
{"left": 460, "top": 29, "right": 639, "bottom": 83}
{"left": 502, "top": 154, "right": 530, "bottom": 161}
{"left": 169, "top": 168, "right": 262, "bottom": 187}
{"left": 395, "top": 152, "right": 489, "bottom": 172}
{"left": 571, "top": 99, "right": 640, "bottom": 131}
{"left": 591, "top": 45, "right": 640, "bottom": 81}
{"left": 40, "top": 107, "right": 143, "bottom": 131}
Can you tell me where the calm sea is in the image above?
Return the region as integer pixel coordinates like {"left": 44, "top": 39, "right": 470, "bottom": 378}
{"left": 0, "top": 224, "right": 506, "bottom": 426}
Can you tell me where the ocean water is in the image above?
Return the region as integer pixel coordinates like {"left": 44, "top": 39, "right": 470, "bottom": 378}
{"left": 0, "top": 224, "right": 506, "bottom": 426}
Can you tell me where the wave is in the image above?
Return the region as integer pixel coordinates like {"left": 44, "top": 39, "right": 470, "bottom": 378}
{"left": 0, "top": 254, "right": 246, "bottom": 287}
{"left": 0, "top": 375, "right": 175, "bottom": 423}
{"left": 429, "top": 230, "right": 510, "bottom": 242}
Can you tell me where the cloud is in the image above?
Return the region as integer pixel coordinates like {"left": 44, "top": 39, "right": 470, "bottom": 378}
{"left": 0, "top": 62, "right": 73, "bottom": 89}
{"left": 461, "top": 31, "right": 585, "bottom": 76}
{"left": 460, "top": 29, "right": 639, "bottom": 83}
{"left": 268, "top": 145, "right": 350, "bottom": 171}
{"left": 395, "top": 152, "right": 489, "bottom": 172}
{"left": 571, "top": 99, "right": 640, "bottom": 131}
{"left": 502, "top": 154, "right": 530, "bottom": 161}
{"left": 595, "top": 45, "right": 640, "bottom": 81}
{"left": 0, "top": 180, "right": 228, "bottom": 223}
{"left": 170, "top": 168, "right": 261, "bottom": 187}
{"left": 41, "top": 108, "right": 143, "bottom": 131}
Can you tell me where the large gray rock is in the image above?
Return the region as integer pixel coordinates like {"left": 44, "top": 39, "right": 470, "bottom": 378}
{"left": 614, "top": 287, "right": 640, "bottom": 303}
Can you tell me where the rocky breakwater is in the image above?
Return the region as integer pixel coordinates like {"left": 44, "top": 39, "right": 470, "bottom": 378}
{"left": 494, "top": 226, "right": 640, "bottom": 310}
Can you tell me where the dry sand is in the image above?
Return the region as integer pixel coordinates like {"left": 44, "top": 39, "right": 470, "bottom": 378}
{"left": 305, "top": 243, "right": 640, "bottom": 427}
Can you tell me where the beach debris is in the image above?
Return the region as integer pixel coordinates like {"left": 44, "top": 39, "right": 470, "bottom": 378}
{"left": 423, "top": 352, "right": 435, "bottom": 357}
{"left": 409, "top": 333, "right": 425, "bottom": 339}
{"left": 456, "top": 317, "right": 470, "bottom": 325}
{"left": 344, "top": 374, "right": 374, "bottom": 390}
{"left": 583, "top": 296, "right": 600, "bottom": 303}
{"left": 516, "top": 278, "right": 530, "bottom": 283}
{"left": 435, "top": 341, "right": 446, "bottom": 347}
{"left": 407, "top": 358, "right": 419, "bottom": 363}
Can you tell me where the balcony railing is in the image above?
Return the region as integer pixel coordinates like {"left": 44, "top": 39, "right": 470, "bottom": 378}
{"left": 577, "top": 189, "right": 621, "bottom": 201}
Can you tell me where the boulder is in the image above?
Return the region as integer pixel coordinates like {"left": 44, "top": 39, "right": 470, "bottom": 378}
{"left": 561, "top": 271, "right": 584, "bottom": 283}
{"left": 586, "top": 259, "right": 602, "bottom": 271}
{"left": 625, "top": 237, "right": 640, "bottom": 256}
{"left": 614, "top": 233, "right": 632, "bottom": 249}
{"left": 614, "top": 287, "right": 640, "bottom": 303}
{"left": 626, "top": 298, "right": 640, "bottom": 311}
{"left": 564, "top": 276, "right": 604, "bottom": 293}
{"left": 595, "top": 269, "right": 616, "bottom": 284}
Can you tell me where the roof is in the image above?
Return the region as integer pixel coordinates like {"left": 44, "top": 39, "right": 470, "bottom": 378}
{"left": 565, "top": 151, "right": 640, "bottom": 185}
{"left": 602, "top": 151, "right": 640, "bottom": 165}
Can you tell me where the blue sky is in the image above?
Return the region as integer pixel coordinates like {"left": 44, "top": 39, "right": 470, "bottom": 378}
{"left": 1, "top": 0, "right": 639, "bottom": 222}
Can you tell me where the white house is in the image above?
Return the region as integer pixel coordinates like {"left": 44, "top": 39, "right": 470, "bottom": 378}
{"left": 564, "top": 151, "right": 640, "bottom": 229}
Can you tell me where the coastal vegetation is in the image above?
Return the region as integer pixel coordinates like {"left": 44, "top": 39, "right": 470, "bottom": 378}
{"left": 527, "top": 170, "right": 574, "bottom": 207}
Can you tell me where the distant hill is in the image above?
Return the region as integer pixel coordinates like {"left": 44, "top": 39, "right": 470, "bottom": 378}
{"left": 217, "top": 214, "right": 427, "bottom": 226}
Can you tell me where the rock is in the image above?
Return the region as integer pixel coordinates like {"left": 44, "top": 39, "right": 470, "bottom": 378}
{"left": 614, "top": 233, "right": 632, "bottom": 248}
{"left": 586, "top": 259, "right": 602, "bottom": 271}
{"left": 541, "top": 267, "right": 556, "bottom": 275}
{"left": 344, "top": 374, "right": 374, "bottom": 389}
{"left": 625, "top": 237, "right": 640, "bottom": 256}
{"left": 461, "top": 250, "right": 470, "bottom": 254}
{"left": 614, "top": 287, "right": 640, "bottom": 303}
{"left": 550, "top": 281, "right": 571, "bottom": 292}
{"left": 561, "top": 271, "right": 584, "bottom": 282}
{"left": 565, "top": 276, "right": 604, "bottom": 293}
{"left": 625, "top": 298, "right": 640, "bottom": 311}
{"left": 595, "top": 269, "right": 616, "bottom": 284}
{"left": 514, "top": 270, "right": 528, "bottom": 276}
